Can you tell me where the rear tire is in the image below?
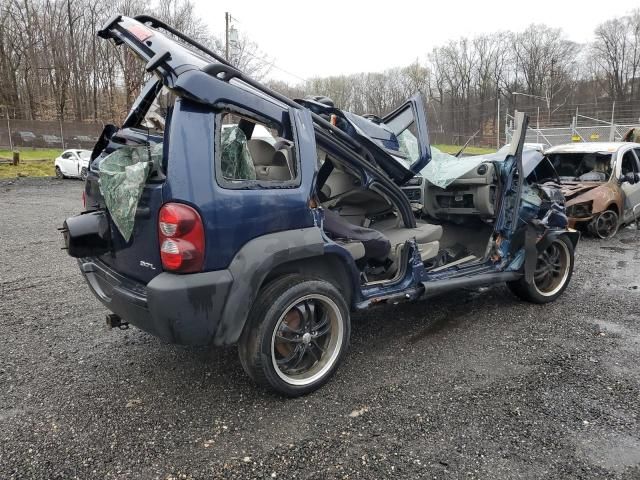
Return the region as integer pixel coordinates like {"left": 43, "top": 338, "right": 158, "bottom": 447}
{"left": 238, "top": 274, "right": 350, "bottom": 397}
{"left": 507, "top": 234, "right": 574, "bottom": 304}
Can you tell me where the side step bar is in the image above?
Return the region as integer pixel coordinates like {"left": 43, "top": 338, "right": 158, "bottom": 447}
{"left": 421, "top": 272, "right": 521, "bottom": 298}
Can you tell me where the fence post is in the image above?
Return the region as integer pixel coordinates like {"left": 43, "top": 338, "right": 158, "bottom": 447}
{"left": 496, "top": 97, "right": 500, "bottom": 149}
{"left": 1, "top": 106, "right": 12, "bottom": 151}
{"left": 609, "top": 101, "right": 616, "bottom": 141}
{"left": 59, "top": 118, "right": 65, "bottom": 150}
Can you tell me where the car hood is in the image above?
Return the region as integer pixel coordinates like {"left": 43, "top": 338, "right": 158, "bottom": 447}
{"left": 560, "top": 183, "right": 603, "bottom": 201}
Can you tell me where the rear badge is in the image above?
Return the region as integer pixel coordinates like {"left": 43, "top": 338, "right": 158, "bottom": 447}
{"left": 139, "top": 260, "right": 156, "bottom": 270}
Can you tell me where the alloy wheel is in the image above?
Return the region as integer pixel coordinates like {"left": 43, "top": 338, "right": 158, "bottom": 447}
{"left": 591, "top": 210, "right": 619, "bottom": 239}
{"left": 533, "top": 240, "right": 571, "bottom": 297}
{"left": 271, "top": 294, "right": 344, "bottom": 386}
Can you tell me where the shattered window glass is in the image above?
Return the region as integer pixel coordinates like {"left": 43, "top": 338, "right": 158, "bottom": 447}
{"left": 397, "top": 126, "right": 420, "bottom": 163}
{"left": 98, "top": 145, "right": 160, "bottom": 241}
{"left": 220, "top": 126, "right": 257, "bottom": 181}
{"left": 420, "top": 147, "right": 487, "bottom": 188}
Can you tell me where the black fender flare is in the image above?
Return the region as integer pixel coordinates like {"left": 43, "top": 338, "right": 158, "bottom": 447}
{"left": 212, "top": 227, "right": 325, "bottom": 346}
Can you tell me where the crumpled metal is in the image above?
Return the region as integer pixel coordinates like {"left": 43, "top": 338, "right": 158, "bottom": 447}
{"left": 98, "top": 145, "right": 157, "bottom": 241}
{"left": 221, "top": 126, "right": 256, "bottom": 180}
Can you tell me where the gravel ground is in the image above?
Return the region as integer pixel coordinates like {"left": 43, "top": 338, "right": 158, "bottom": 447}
{"left": 1, "top": 178, "right": 639, "bottom": 479}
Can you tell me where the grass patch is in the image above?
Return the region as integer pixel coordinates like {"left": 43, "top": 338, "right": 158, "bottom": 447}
{"left": 0, "top": 148, "right": 62, "bottom": 161}
{"left": 434, "top": 144, "right": 496, "bottom": 155}
{"left": 0, "top": 148, "right": 61, "bottom": 179}
{"left": 0, "top": 159, "right": 55, "bottom": 179}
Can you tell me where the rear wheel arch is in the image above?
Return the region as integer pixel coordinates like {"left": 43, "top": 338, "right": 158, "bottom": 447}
{"left": 263, "top": 253, "right": 356, "bottom": 307}
{"left": 213, "top": 227, "right": 326, "bottom": 346}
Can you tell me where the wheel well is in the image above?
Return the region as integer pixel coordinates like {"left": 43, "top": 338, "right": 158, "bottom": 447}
{"left": 605, "top": 203, "right": 619, "bottom": 216}
{"left": 263, "top": 254, "right": 355, "bottom": 306}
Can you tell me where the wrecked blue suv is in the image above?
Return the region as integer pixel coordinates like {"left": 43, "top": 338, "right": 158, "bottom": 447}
{"left": 63, "top": 15, "right": 579, "bottom": 396}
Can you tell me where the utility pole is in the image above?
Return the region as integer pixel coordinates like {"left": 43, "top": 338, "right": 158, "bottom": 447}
{"left": 225, "top": 12, "right": 230, "bottom": 60}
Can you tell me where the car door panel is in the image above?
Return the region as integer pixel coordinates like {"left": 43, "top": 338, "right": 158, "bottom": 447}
{"left": 60, "top": 152, "right": 74, "bottom": 176}
{"left": 620, "top": 149, "right": 640, "bottom": 223}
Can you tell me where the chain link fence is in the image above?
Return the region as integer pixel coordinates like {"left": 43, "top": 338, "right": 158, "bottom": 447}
{"left": 505, "top": 112, "right": 638, "bottom": 148}
{"left": 0, "top": 119, "right": 106, "bottom": 150}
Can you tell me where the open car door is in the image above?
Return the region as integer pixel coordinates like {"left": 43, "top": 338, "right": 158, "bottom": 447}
{"left": 342, "top": 94, "right": 431, "bottom": 185}
{"left": 381, "top": 94, "right": 432, "bottom": 180}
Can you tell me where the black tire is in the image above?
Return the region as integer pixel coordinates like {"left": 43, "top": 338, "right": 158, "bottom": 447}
{"left": 80, "top": 167, "right": 88, "bottom": 181}
{"left": 507, "top": 234, "right": 574, "bottom": 304}
{"left": 238, "top": 274, "right": 350, "bottom": 397}
{"left": 55, "top": 166, "right": 64, "bottom": 179}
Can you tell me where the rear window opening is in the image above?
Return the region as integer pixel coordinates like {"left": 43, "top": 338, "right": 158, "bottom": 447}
{"left": 94, "top": 80, "right": 177, "bottom": 181}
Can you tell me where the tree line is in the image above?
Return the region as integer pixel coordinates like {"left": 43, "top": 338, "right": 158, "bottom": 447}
{"left": 1, "top": 1, "right": 638, "bottom": 146}
{"left": 0, "top": 0, "right": 270, "bottom": 122}
{"left": 270, "top": 10, "right": 640, "bottom": 145}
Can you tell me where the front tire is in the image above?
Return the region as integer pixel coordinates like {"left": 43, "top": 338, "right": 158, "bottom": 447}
{"left": 238, "top": 275, "right": 350, "bottom": 397}
{"left": 588, "top": 210, "right": 619, "bottom": 239}
{"left": 80, "top": 167, "right": 88, "bottom": 181}
{"left": 507, "top": 234, "right": 574, "bottom": 304}
{"left": 55, "top": 166, "right": 64, "bottom": 179}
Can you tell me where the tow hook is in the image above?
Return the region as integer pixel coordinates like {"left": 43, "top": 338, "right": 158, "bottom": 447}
{"left": 106, "top": 313, "right": 129, "bottom": 330}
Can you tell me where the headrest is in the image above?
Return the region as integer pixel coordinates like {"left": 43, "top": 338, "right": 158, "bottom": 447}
{"left": 272, "top": 150, "right": 289, "bottom": 167}
{"left": 247, "top": 139, "right": 276, "bottom": 166}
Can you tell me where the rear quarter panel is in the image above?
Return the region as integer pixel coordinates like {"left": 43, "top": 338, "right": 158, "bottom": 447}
{"left": 164, "top": 99, "right": 316, "bottom": 272}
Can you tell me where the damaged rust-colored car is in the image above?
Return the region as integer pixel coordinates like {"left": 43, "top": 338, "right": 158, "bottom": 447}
{"left": 540, "top": 143, "right": 640, "bottom": 238}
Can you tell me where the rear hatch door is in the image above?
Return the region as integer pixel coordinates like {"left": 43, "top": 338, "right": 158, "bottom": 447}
{"left": 84, "top": 79, "right": 168, "bottom": 284}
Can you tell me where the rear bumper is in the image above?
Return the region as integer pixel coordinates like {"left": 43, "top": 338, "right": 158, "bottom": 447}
{"left": 80, "top": 258, "right": 233, "bottom": 345}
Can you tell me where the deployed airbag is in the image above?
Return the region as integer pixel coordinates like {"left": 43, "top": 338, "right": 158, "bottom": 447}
{"left": 221, "top": 126, "right": 256, "bottom": 180}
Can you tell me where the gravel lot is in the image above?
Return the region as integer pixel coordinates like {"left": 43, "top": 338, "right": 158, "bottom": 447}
{"left": 1, "top": 178, "right": 639, "bottom": 479}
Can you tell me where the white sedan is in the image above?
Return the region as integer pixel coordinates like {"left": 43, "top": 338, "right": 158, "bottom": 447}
{"left": 54, "top": 150, "right": 92, "bottom": 180}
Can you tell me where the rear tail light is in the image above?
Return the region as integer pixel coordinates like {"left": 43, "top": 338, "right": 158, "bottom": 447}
{"left": 158, "top": 203, "right": 205, "bottom": 273}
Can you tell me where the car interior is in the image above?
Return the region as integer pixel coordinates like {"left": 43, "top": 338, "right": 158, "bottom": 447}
{"left": 315, "top": 148, "right": 501, "bottom": 283}
{"left": 216, "top": 114, "right": 503, "bottom": 284}
{"left": 546, "top": 152, "right": 613, "bottom": 182}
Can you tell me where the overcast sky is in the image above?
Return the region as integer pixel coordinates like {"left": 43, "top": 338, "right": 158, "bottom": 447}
{"left": 192, "top": 0, "right": 636, "bottom": 83}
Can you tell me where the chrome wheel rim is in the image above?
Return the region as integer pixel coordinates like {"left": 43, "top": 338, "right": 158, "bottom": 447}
{"left": 533, "top": 240, "right": 571, "bottom": 297}
{"left": 593, "top": 211, "right": 618, "bottom": 239}
{"left": 271, "top": 294, "right": 343, "bottom": 386}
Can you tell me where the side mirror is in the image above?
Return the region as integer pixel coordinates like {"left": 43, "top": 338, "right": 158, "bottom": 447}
{"left": 621, "top": 172, "right": 640, "bottom": 184}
